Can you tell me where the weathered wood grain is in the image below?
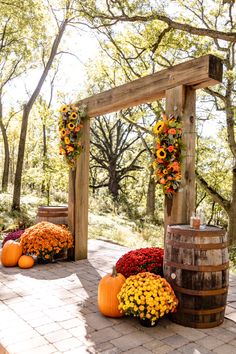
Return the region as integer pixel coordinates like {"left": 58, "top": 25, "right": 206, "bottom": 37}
{"left": 73, "top": 118, "right": 90, "bottom": 260}
{"left": 77, "top": 55, "right": 222, "bottom": 117}
{"left": 68, "top": 169, "right": 76, "bottom": 260}
{"left": 164, "top": 225, "right": 229, "bottom": 328}
{"left": 164, "top": 85, "right": 196, "bottom": 231}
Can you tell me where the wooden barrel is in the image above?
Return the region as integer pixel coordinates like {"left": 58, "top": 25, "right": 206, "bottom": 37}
{"left": 164, "top": 224, "right": 228, "bottom": 328}
{"left": 36, "top": 206, "right": 68, "bottom": 225}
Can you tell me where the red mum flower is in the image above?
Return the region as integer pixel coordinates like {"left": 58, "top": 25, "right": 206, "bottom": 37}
{"left": 116, "top": 247, "right": 164, "bottom": 278}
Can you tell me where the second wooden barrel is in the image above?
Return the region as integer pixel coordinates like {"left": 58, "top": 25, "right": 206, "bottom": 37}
{"left": 36, "top": 206, "right": 68, "bottom": 225}
{"left": 164, "top": 224, "right": 228, "bottom": 328}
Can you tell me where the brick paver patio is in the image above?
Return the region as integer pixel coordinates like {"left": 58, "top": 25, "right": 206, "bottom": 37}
{"left": 1, "top": 239, "right": 236, "bottom": 354}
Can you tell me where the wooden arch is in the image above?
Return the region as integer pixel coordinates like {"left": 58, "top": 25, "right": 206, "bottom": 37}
{"left": 68, "top": 54, "right": 223, "bottom": 261}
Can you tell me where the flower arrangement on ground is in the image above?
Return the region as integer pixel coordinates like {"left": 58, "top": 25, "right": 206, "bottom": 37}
{"left": 59, "top": 104, "right": 87, "bottom": 168}
{"left": 116, "top": 247, "right": 164, "bottom": 278}
{"left": 118, "top": 272, "right": 178, "bottom": 326}
{"left": 2, "top": 229, "right": 25, "bottom": 247}
{"left": 20, "top": 222, "right": 73, "bottom": 262}
{"left": 152, "top": 114, "right": 185, "bottom": 197}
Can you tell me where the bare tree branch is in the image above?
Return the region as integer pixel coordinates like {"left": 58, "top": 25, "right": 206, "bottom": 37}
{"left": 195, "top": 171, "right": 230, "bottom": 212}
{"left": 80, "top": 6, "right": 236, "bottom": 42}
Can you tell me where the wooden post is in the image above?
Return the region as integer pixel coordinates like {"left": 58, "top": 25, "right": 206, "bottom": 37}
{"left": 164, "top": 85, "right": 196, "bottom": 233}
{"left": 68, "top": 118, "right": 90, "bottom": 260}
{"left": 68, "top": 169, "right": 76, "bottom": 260}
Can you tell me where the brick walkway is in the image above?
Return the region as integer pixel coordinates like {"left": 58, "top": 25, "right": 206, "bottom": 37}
{"left": 1, "top": 239, "right": 236, "bottom": 354}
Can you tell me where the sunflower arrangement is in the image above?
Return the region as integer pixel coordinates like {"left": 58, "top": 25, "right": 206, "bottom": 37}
{"left": 152, "top": 114, "right": 185, "bottom": 196}
{"left": 59, "top": 104, "right": 87, "bottom": 168}
{"left": 20, "top": 222, "right": 73, "bottom": 261}
{"left": 118, "top": 272, "right": 178, "bottom": 326}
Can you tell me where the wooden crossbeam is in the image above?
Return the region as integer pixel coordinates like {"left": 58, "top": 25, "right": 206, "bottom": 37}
{"left": 77, "top": 55, "right": 222, "bottom": 118}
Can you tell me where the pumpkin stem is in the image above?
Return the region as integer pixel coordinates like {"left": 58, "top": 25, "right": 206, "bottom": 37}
{"left": 112, "top": 265, "right": 117, "bottom": 277}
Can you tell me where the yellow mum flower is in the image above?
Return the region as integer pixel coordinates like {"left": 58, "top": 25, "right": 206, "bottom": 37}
{"left": 153, "top": 121, "right": 164, "bottom": 134}
{"left": 117, "top": 272, "right": 178, "bottom": 324}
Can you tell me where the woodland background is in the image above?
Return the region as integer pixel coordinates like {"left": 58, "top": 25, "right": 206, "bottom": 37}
{"left": 0, "top": 1, "right": 235, "bottom": 254}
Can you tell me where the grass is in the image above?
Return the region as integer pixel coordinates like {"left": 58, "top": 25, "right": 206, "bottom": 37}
{"left": 88, "top": 212, "right": 164, "bottom": 249}
{"left": 0, "top": 192, "right": 165, "bottom": 249}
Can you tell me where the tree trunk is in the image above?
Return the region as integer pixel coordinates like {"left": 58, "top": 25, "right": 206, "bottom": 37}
{"left": 0, "top": 97, "right": 10, "bottom": 192}
{"left": 41, "top": 122, "right": 47, "bottom": 194}
{"left": 228, "top": 167, "right": 236, "bottom": 247}
{"left": 228, "top": 209, "right": 236, "bottom": 248}
{"left": 12, "top": 106, "right": 29, "bottom": 209}
{"left": 146, "top": 166, "right": 156, "bottom": 218}
{"left": 108, "top": 173, "right": 119, "bottom": 200}
{"left": 12, "top": 20, "right": 67, "bottom": 210}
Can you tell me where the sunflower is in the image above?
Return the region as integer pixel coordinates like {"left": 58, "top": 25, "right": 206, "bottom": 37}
{"left": 156, "top": 148, "right": 166, "bottom": 159}
{"left": 64, "top": 137, "right": 70, "bottom": 145}
{"left": 163, "top": 169, "right": 168, "bottom": 174}
{"left": 153, "top": 121, "right": 164, "bottom": 134}
{"left": 70, "top": 112, "right": 78, "bottom": 120}
{"left": 68, "top": 122, "right": 75, "bottom": 130}
{"left": 60, "top": 105, "right": 69, "bottom": 113}
{"left": 60, "top": 128, "right": 66, "bottom": 137}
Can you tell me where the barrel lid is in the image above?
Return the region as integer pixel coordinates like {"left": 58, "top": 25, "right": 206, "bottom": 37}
{"left": 38, "top": 206, "right": 68, "bottom": 211}
{"left": 167, "top": 224, "right": 225, "bottom": 236}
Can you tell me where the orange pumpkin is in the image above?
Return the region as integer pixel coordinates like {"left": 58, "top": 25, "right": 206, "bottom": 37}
{"left": 18, "top": 255, "right": 34, "bottom": 269}
{"left": 98, "top": 266, "right": 125, "bottom": 317}
{"left": 1, "top": 240, "right": 23, "bottom": 267}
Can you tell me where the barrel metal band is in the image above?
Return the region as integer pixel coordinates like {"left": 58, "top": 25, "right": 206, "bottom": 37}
{"left": 165, "top": 261, "right": 229, "bottom": 272}
{"left": 167, "top": 228, "right": 225, "bottom": 238}
{"left": 172, "top": 284, "right": 228, "bottom": 296}
{"left": 181, "top": 306, "right": 225, "bottom": 315}
{"left": 189, "top": 320, "right": 224, "bottom": 329}
{"left": 38, "top": 212, "right": 68, "bottom": 217}
{"left": 172, "top": 317, "right": 224, "bottom": 329}
{"left": 166, "top": 240, "right": 228, "bottom": 250}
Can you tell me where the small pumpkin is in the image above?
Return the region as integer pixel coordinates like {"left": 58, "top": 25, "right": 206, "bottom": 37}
{"left": 98, "top": 265, "right": 126, "bottom": 318}
{"left": 1, "top": 240, "right": 23, "bottom": 267}
{"left": 18, "top": 255, "right": 34, "bottom": 269}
